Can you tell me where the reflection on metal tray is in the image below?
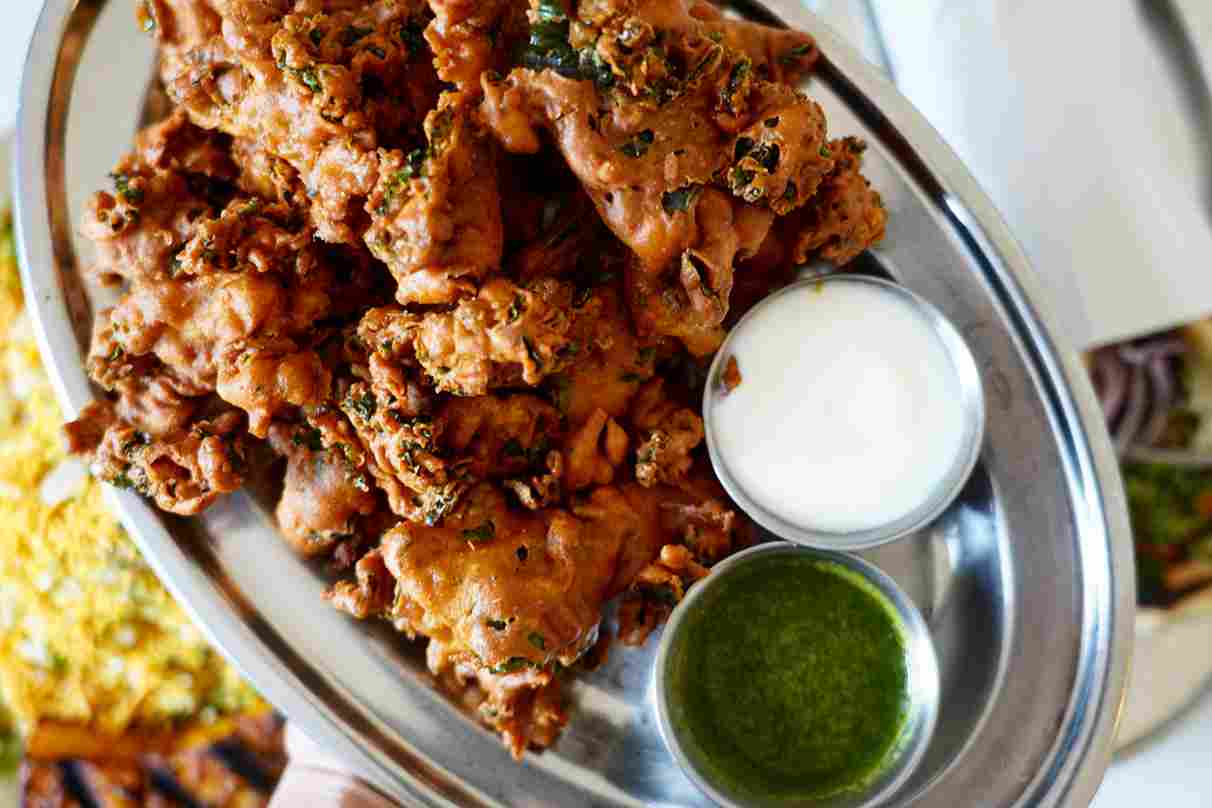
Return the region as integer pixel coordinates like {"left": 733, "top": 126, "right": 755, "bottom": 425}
{"left": 14, "top": 0, "right": 1134, "bottom": 805}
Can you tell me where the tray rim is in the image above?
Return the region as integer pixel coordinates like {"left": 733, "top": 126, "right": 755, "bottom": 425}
{"left": 11, "top": 1, "right": 1135, "bottom": 805}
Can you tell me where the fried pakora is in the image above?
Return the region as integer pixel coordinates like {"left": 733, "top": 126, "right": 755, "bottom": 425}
{"left": 67, "top": 0, "right": 886, "bottom": 757}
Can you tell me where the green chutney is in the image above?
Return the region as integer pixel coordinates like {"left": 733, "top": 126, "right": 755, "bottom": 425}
{"left": 667, "top": 555, "right": 910, "bottom": 802}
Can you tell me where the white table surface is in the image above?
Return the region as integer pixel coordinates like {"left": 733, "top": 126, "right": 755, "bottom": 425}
{"left": 1095, "top": 687, "right": 1212, "bottom": 807}
{"left": 0, "top": 3, "right": 43, "bottom": 135}
{"left": 867, "top": 0, "right": 1212, "bottom": 351}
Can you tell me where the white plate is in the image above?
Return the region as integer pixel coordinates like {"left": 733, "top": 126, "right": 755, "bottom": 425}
{"left": 1116, "top": 600, "right": 1212, "bottom": 751}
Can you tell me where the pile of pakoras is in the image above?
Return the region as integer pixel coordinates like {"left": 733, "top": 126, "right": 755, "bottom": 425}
{"left": 66, "top": 0, "right": 885, "bottom": 756}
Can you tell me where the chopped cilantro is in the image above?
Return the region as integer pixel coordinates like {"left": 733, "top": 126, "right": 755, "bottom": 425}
{"left": 399, "top": 21, "right": 426, "bottom": 56}
{"left": 463, "top": 520, "right": 496, "bottom": 542}
{"left": 424, "top": 489, "right": 459, "bottom": 526}
{"left": 523, "top": 19, "right": 580, "bottom": 78}
{"left": 661, "top": 185, "right": 702, "bottom": 214}
{"left": 110, "top": 172, "right": 144, "bottom": 205}
{"left": 344, "top": 391, "right": 377, "bottom": 420}
{"left": 298, "top": 67, "right": 322, "bottom": 93}
{"left": 292, "top": 428, "right": 325, "bottom": 452}
{"left": 121, "top": 432, "right": 150, "bottom": 457}
{"left": 507, "top": 294, "right": 526, "bottom": 323}
{"left": 687, "top": 46, "right": 723, "bottom": 83}
{"left": 723, "top": 61, "right": 751, "bottom": 112}
{"left": 111, "top": 473, "right": 140, "bottom": 492}
{"left": 375, "top": 149, "right": 427, "bottom": 214}
{"left": 340, "top": 25, "right": 374, "bottom": 47}
{"left": 780, "top": 42, "right": 815, "bottom": 66}
{"left": 490, "top": 657, "right": 535, "bottom": 675}
{"left": 618, "top": 129, "right": 655, "bottom": 158}
{"left": 731, "top": 166, "right": 756, "bottom": 188}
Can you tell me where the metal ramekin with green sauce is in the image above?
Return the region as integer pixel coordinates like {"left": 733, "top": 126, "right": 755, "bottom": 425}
{"left": 654, "top": 543, "right": 939, "bottom": 807}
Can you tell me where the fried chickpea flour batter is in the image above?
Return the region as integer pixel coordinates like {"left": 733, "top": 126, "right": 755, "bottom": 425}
{"left": 69, "top": 0, "right": 887, "bottom": 757}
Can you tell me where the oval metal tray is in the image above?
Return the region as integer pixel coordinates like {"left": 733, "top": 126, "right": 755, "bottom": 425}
{"left": 14, "top": 1, "right": 1134, "bottom": 805}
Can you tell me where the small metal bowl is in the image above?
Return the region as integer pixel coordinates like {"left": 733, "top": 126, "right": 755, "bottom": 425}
{"left": 702, "top": 274, "right": 985, "bottom": 552}
{"left": 653, "top": 542, "right": 940, "bottom": 808}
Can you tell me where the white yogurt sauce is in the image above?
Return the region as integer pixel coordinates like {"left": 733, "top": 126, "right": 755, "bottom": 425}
{"left": 710, "top": 280, "right": 968, "bottom": 534}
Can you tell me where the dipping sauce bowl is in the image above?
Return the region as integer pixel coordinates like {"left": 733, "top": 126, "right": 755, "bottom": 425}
{"left": 653, "top": 543, "right": 940, "bottom": 807}
{"left": 702, "top": 274, "right": 985, "bottom": 551}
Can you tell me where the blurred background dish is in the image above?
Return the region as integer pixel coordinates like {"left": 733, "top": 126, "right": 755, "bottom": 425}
{"left": 0, "top": 116, "right": 286, "bottom": 805}
{"left": 1083, "top": 321, "right": 1212, "bottom": 761}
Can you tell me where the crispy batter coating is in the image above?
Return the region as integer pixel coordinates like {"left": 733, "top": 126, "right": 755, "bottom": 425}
{"left": 430, "top": 642, "right": 568, "bottom": 759}
{"left": 775, "top": 136, "right": 888, "bottom": 266}
{"left": 425, "top": 0, "right": 530, "bottom": 92}
{"left": 267, "top": 422, "right": 378, "bottom": 557}
{"left": 156, "top": 0, "right": 440, "bottom": 244}
{"left": 65, "top": 402, "right": 249, "bottom": 516}
{"left": 688, "top": 2, "right": 819, "bottom": 85}
{"left": 332, "top": 481, "right": 678, "bottom": 662}
{"left": 84, "top": 111, "right": 237, "bottom": 285}
{"left": 630, "top": 378, "right": 705, "bottom": 487}
{"left": 69, "top": 0, "right": 887, "bottom": 756}
{"left": 75, "top": 115, "right": 360, "bottom": 434}
{"left": 359, "top": 276, "right": 578, "bottom": 397}
{"left": 480, "top": 0, "right": 834, "bottom": 351}
{"left": 338, "top": 371, "right": 561, "bottom": 523}
{"left": 365, "top": 93, "right": 505, "bottom": 304}
{"left": 379, "top": 484, "right": 622, "bottom": 670}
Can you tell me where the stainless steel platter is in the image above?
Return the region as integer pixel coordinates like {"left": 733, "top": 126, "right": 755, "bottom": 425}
{"left": 14, "top": 1, "right": 1134, "bottom": 805}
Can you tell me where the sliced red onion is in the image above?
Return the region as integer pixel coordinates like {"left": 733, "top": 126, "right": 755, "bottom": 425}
{"left": 1113, "top": 364, "right": 1149, "bottom": 454}
{"left": 1093, "top": 349, "right": 1129, "bottom": 426}
{"left": 1090, "top": 331, "right": 1187, "bottom": 454}
{"left": 1119, "top": 337, "right": 1186, "bottom": 365}
{"left": 1140, "top": 356, "right": 1178, "bottom": 446}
